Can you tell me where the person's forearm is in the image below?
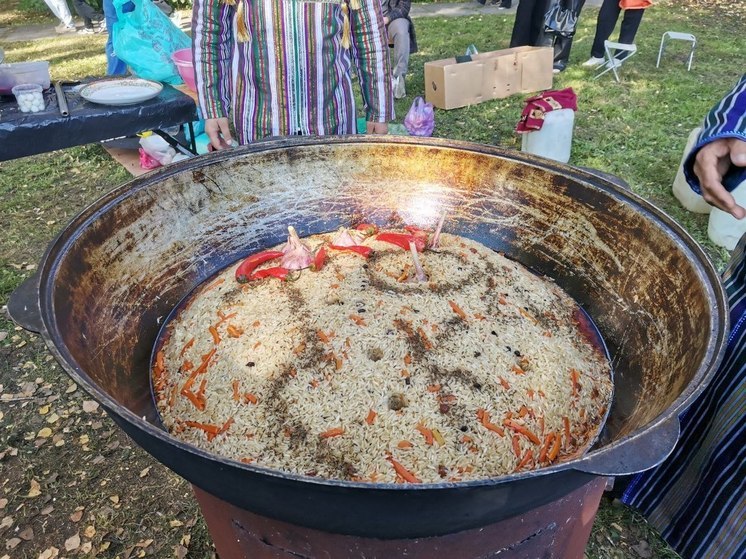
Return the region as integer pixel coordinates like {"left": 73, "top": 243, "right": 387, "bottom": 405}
{"left": 193, "top": 0, "right": 234, "bottom": 119}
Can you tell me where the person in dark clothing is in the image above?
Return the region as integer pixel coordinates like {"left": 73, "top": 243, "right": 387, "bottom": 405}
{"left": 72, "top": 0, "right": 105, "bottom": 34}
{"left": 382, "top": 0, "right": 418, "bottom": 100}
{"left": 509, "top": 0, "right": 550, "bottom": 48}
{"left": 538, "top": 0, "right": 586, "bottom": 73}
{"left": 582, "top": 0, "right": 646, "bottom": 67}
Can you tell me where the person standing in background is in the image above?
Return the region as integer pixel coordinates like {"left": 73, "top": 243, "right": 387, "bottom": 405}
{"left": 582, "top": 0, "right": 650, "bottom": 67}
{"left": 539, "top": 0, "right": 586, "bottom": 73}
{"left": 72, "top": 0, "right": 105, "bottom": 34}
{"left": 509, "top": 0, "right": 549, "bottom": 48}
{"left": 43, "top": 0, "right": 76, "bottom": 33}
{"left": 102, "top": 0, "right": 128, "bottom": 75}
{"left": 193, "top": 0, "right": 394, "bottom": 150}
{"left": 382, "top": 0, "right": 417, "bottom": 100}
{"left": 622, "top": 74, "right": 746, "bottom": 559}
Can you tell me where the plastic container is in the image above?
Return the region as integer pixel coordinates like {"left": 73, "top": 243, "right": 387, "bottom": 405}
{"left": 520, "top": 108, "right": 575, "bottom": 163}
{"left": 707, "top": 177, "right": 746, "bottom": 250}
{"left": 12, "top": 83, "right": 45, "bottom": 113}
{"left": 171, "top": 49, "right": 196, "bottom": 92}
{"left": 0, "top": 61, "right": 51, "bottom": 95}
{"left": 672, "top": 127, "right": 711, "bottom": 214}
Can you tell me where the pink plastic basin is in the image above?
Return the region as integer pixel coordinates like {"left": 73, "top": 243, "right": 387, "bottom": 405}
{"left": 172, "top": 48, "right": 196, "bottom": 92}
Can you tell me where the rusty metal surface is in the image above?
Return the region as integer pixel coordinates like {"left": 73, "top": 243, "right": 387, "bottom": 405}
{"left": 12, "top": 136, "right": 728, "bottom": 537}
{"left": 193, "top": 478, "right": 607, "bottom": 559}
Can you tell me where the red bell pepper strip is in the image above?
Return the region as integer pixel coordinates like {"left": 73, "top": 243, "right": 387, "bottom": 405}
{"left": 251, "top": 267, "right": 290, "bottom": 280}
{"left": 329, "top": 244, "right": 373, "bottom": 258}
{"left": 235, "top": 250, "right": 284, "bottom": 283}
{"left": 376, "top": 232, "right": 426, "bottom": 252}
{"left": 355, "top": 223, "right": 379, "bottom": 236}
{"left": 312, "top": 246, "right": 327, "bottom": 271}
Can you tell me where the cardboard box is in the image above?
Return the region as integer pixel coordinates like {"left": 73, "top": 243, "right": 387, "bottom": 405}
{"left": 424, "top": 46, "right": 553, "bottom": 110}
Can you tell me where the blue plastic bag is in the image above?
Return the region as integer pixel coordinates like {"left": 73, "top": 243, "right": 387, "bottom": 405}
{"left": 112, "top": 0, "right": 191, "bottom": 84}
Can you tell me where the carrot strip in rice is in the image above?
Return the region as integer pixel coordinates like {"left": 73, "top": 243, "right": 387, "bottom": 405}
{"left": 503, "top": 419, "right": 541, "bottom": 445}
{"left": 515, "top": 449, "right": 534, "bottom": 471}
{"left": 349, "top": 314, "right": 367, "bottom": 326}
{"left": 243, "top": 393, "right": 258, "bottom": 405}
{"left": 448, "top": 300, "right": 468, "bottom": 320}
{"left": 397, "top": 440, "right": 413, "bottom": 449}
{"left": 320, "top": 427, "right": 345, "bottom": 439}
{"left": 498, "top": 376, "right": 510, "bottom": 390}
{"left": 179, "top": 337, "right": 195, "bottom": 357}
{"left": 226, "top": 324, "right": 243, "bottom": 338}
{"left": 416, "top": 327, "right": 433, "bottom": 350}
{"left": 416, "top": 424, "right": 434, "bottom": 445}
{"left": 216, "top": 311, "right": 238, "bottom": 325}
{"left": 209, "top": 326, "right": 221, "bottom": 344}
{"left": 427, "top": 384, "right": 441, "bottom": 393}
{"left": 539, "top": 434, "right": 553, "bottom": 463}
{"left": 184, "top": 420, "right": 221, "bottom": 435}
{"left": 365, "top": 409, "right": 377, "bottom": 425}
{"left": 232, "top": 379, "right": 240, "bottom": 402}
{"left": 477, "top": 409, "right": 505, "bottom": 437}
{"left": 386, "top": 456, "right": 421, "bottom": 483}
{"left": 548, "top": 432, "right": 562, "bottom": 461}
{"left": 563, "top": 416, "right": 571, "bottom": 445}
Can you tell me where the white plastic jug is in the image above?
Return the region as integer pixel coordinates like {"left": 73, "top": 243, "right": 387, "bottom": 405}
{"left": 707, "top": 177, "right": 746, "bottom": 250}
{"left": 520, "top": 108, "right": 575, "bottom": 164}
{"left": 672, "top": 127, "right": 711, "bottom": 214}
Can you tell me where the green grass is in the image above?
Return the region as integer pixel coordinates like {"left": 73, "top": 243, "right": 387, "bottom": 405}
{"left": 0, "top": 0, "right": 56, "bottom": 27}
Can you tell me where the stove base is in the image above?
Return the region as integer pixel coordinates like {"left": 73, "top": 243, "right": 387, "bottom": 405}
{"left": 193, "top": 477, "right": 607, "bottom": 559}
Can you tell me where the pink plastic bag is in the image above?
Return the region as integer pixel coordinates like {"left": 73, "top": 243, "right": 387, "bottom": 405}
{"left": 404, "top": 97, "right": 435, "bottom": 137}
{"left": 139, "top": 147, "right": 161, "bottom": 170}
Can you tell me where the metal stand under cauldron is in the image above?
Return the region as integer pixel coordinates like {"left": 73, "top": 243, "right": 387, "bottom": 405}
{"left": 193, "top": 478, "right": 607, "bottom": 559}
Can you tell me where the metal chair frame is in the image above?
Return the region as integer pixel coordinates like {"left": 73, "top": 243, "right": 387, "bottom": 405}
{"left": 657, "top": 31, "right": 697, "bottom": 71}
{"left": 594, "top": 41, "right": 638, "bottom": 82}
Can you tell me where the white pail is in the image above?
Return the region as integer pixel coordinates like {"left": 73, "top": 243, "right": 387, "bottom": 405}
{"left": 520, "top": 109, "right": 575, "bottom": 164}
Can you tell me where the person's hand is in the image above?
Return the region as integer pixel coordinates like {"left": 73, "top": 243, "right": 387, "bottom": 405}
{"left": 367, "top": 121, "right": 388, "bottom": 135}
{"left": 694, "top": 138, "right": 746, "bottom": 219}
{"left": 205, "top": 117, "right": 234, "bottom": 151}
{"left": 383, "top": 16, "right": 390, "bottom": 24}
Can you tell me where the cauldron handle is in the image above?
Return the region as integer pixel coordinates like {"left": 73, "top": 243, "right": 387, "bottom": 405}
{"left": 8, "top": 273, "right": 44, "bottom": 334}
{"left": 573, "top": 416, "right": 680, "bottom": 476}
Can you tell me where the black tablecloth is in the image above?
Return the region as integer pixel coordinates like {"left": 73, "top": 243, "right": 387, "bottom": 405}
{"left": 0, "top": 81, "right": 198, "bottom": 161}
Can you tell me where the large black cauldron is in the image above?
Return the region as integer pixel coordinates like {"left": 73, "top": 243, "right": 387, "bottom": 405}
{"left": 9, "top": 136, "right": 727, "bottom": 538}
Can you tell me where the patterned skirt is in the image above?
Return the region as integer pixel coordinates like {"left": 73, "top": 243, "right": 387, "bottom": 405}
{"left": 621, "top": 235, "right": 746, "bottom": 559}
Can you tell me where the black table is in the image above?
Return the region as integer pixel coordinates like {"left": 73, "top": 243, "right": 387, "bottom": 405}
{"left": 0, "top": 81, "right": 198, "bottom": 162}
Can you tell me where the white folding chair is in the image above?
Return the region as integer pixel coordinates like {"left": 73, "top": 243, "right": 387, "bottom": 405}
{"left": 657, "top": 31, "right": 696, "bottom": 72}
{"left": 594, "top": 41, "right": 637, "bottom": 82}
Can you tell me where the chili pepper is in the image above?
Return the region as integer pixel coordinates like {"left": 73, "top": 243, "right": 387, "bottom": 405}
{"left": 235, "top": 250, "right": 284, "bottom": 283}
{"left": 251, "top": 267, "right": 290, "bottom": 281}
{"left": 376, "top": 232, "right": 426, "bottom": 252}
{"left": 311, "top": 245, "right": 327, "bottom": 271}
{"left": 355, "top": 223, "right": 379, "bottom": 236}
{"left": 329, "top": 244, "right": 372, "bottom": 258}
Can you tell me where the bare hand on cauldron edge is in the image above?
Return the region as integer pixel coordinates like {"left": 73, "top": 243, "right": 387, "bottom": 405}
{"left": 205, "top": 117, "right": 235, "bottom": 151}
{"left": 694, "top": 138, "right": 746, "bottom": 219}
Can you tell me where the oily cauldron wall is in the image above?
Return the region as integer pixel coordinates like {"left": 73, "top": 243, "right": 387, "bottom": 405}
{"left": 11, "top": 136, "right": 727, "bottom": 538}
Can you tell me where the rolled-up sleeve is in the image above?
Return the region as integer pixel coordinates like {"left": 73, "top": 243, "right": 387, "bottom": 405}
{"left": 350, "top": 0, "right": 395, "bottom": 123}
{"left": 192, "top": 0, "right": 234, "bottom": 119}
{"left": 684, "top": 74, "right": 746, "bottom": 194}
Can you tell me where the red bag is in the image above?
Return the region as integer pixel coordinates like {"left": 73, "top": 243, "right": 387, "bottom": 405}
{"left": 619, "top": 0, "right": 652, "bottom": 8}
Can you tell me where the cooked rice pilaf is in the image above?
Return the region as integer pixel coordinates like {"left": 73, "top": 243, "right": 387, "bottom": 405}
{"left": 153, "top": 231, "right": 613, "bottom": 484}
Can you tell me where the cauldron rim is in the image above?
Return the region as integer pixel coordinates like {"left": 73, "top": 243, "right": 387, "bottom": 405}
{"left": 16, "top": 136, "right": 728, "bottom": 535}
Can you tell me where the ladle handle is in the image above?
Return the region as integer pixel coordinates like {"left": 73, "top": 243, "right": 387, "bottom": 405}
{"left": 7, "top": 273, "right": 44, "bottom": 334}
{"left": 573, "top": 416, "right": 680, "bottom": 476}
